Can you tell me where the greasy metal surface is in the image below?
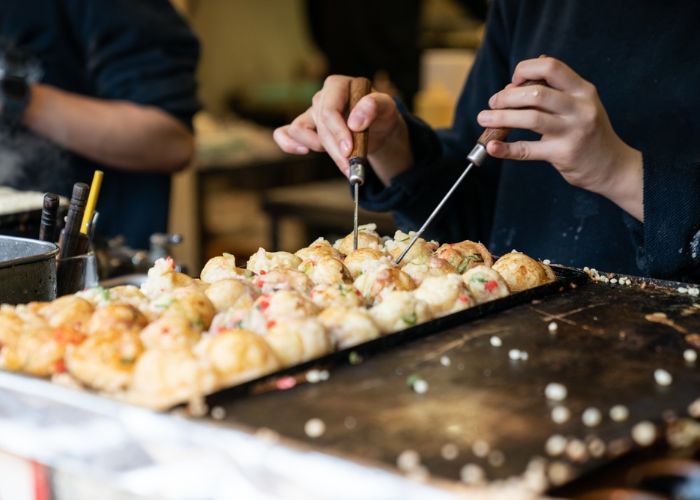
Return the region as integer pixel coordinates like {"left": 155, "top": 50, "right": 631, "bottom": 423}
{"left": 208, "top": 280, "right": 700, "bottom": 490}
{"left": 0, "top": 235, "right": 58, "bottom": 303}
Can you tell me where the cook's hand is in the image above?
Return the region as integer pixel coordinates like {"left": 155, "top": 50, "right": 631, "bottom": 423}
{"left": 273, "top": 75, "right": 413, "bottom": 186}
{"left": 478, "top": 57, "right": 643, "bottom": 221}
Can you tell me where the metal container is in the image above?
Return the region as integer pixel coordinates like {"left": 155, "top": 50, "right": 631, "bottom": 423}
{"left": 0, "top": 235, "right": 58, "bottom": 304}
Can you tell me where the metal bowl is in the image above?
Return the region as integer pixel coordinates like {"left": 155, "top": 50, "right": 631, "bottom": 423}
{"left": 0, "top": 235, "right": 58, "bottom": 304}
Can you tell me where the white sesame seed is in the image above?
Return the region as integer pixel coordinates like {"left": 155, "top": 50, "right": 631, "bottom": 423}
{"left": 440, "top": 355, "right": 451, "bottom": 367}
{"left": 304, "top": 418, "right": 326, "bottom": 438}
{"left": 631, "top": 421, "right": 656, "bottom": 446}
{"left": 545, "top": 434, "right": 567, "bottom": 456}
{"left": 472, "top": 440, "right": 490, "bottom": 457}
{"left": 548, "top": 321, "right": 558, "bottom": 333}
{"left": 688, "top": 398, "right": 700, "bottom": 418}
{"left": 460, "top": 464, "right": 485, "bottom": 485}
{"left": 440, "top": 443, "right": 459, "bottom": 461}
{"left": 551, "top": 406, "right": 571, "bottom": 424}
{"left": 684, "top": 349, "right": 697, "bottom": 363}
{"left": 397, "top": 450, "right": 421, "bottom": 471}
{"left": 508, "top": 349, "right": 521, "bottom": 360}
{"left": 654, "top": 368, "right": 673, "bottom": 386}
{"left": 582, "top": 407, "right": 602, "bottom": 428}
{"left": 545, "top": 383, "right": 568, "bottom": 402}
{"left": 413, "top": 379, "right": 429, "bottom": 394}
{"left": 490, "top": 336, "right": 503, "bottom": 347}
{"left": 609, "top": 405, "right": 629, "bottom": 422}
{"left": 211, "top": 406, "right": 227, "bottom": 420}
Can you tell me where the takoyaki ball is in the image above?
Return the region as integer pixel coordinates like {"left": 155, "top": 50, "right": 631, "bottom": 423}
{"left": 77, "top": 285, "right": 149, "bottom": 313}
{"left": 39, "top": 295, "right": 94, "bottom": 332}
{"left": 369, "top": 290, "right": 432, "bottom": 334}
{"left": 491, "top": 251, "right": 553, "bottom": 292}
{"left": 128, "top": 348, "right": 216, "bottom": 409}
{"left": 0, "top": 305, "right": 45, "bottom": 348}
{"left": 343, "top": 248, "right": 391, "bottom": 279}
{"left": 140, "top": 313, "right": 201, "bottom": 350}
{"left": 246, "top": 248, "right": 301, "bottom": 274}
{"left": 462, "top": 265, "right": 510, "bottom": 303}
{"left": 152, "top": 287, "right": 216, "bottom": 332}
{"left": 66, "top": 330, "right": 144, "bottom": 392}
{"left": 402, "top": 256, "right": 457, "bottom": 286}
{"left": 353, "top": 265, "right": 416, "bottom": 303}
{"left": 385, "top": 230, "right": 438, "bottom": 265}
{"left": 264, "top": 318, "right": 332, "bottom": 367}
{"left": 435, "top": 240, "right": 493, "bottom": 273}
{"left": 309, "top": 283, "right": 365, "bottom": 310}
{"left": 141, "top": 257, "right": 194, "bottom": 299}
{"left": 333, "top": 223, "right": 383, "bottom": 256}
{"left": 414, "top": 274, "right": 475, "bottom": 317}
{"left": 299, "top": 257, "right": 352, "bottom": 286}
{"left": 200, "top": 253, "right": 252, "bottom": 284}
{"left": 318, "top": 306, "right": 380, "bottom": 349}
{"left": 0, "top": 326, "right": 66, "bottom": 377}
{"left": 196, "top": 328, "right": 280, "bottom": 385}
{"left": 87, "top": 303, "right": 149, "bottom": 336}
{"left": 204, "top": 278, "right": 259, "bottom": 313}
{"left": 209, "top": 306, "right": 255, "bottom": 334}
{"left": 253, "top": 268, "right": 313, "bottom": 294}
{"left": 295, "top": 237, "right": 344, "bottom": 263}
{"left": 252, "top": 290, "right": 319, "bottom": 322}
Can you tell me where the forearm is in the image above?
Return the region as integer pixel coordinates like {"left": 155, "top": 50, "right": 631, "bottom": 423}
{"left": 23, "top": 84, "right": 194, "bottom": 172}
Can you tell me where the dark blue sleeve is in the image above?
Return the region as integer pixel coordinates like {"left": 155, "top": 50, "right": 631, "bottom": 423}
{"left": 66, "top": 0, "right": 200, "bottom": 129}
{"left": 624, "top": 151, "right": 700, "bottom": 282}
{"left": 359, "top": 0, "right": 515, "bottom": 243}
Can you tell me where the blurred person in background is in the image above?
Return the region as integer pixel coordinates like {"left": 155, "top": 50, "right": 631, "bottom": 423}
{"left": 0, "top": 0, "right": 200, "bottom": 248}
{"left": 274, "top": 0, "right": 700, "bottom": 283}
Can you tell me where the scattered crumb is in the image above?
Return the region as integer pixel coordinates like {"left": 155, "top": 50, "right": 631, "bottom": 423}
{"left": 255, "top": 427, "right": 280, "bottom": 443}
{"left": 688, "top": 398, "right": 700, "bottom": 418}
{"left": 211, "top": 406, "right": 227, "bottom": 420}
{"left": 440, "top": 443, "right": 459, "bottom": 461}
{"left": 460, "top": 464, "right": 486, "bottom": 485}
{"left": 397, "top": 450, "right": 421, "bottom": 471}
{"left": 683, "top": 349, "right": 697, "bottom": 363}
{"left": 551, "top": 406, "right": 571, "bottom": 424}
{"left": 582, "top": 407, "right": 602, "bottom": 428}
{"left": 545, "top": 434, "right": 567, "bottom": 456}
{"left": 654, "top": 368, "right": 673, "bottom": 386}
{"left": 472, "top": 440, "right": 490, "bottom": 457}
{"left": 349, "top": 351, "right": 363, "bottom": 365}
{"left": 565, "top": 439, "right": 587, "bottom": 462}
{"left": 548, "top": 322, "right": 558, "bottom": 333}
{"left": 545, "top": 383, "right": 567, "bottom": 402}
{"left": 407, "top": 374, "right": 429, "bottom": 394}
{"left": 609, "top": 405, "right": 629, "bottom": 422}
{"left": 488, "top": 449, "right": 505, "bottom": 467}
{"left": 587, "top": 438, "right": 606, "bottom": 458}
{"left": 547, "top": 461, "right": 572, "bottom": 486}
{"left": 490, "top": 336, "right": 503, "bottom": 347}
{"left": 318, "top": 369, "right": 330, "bottom": 381}
{"left": 508, "top": 349, "right": 520, "bottom": 360}
{"left": 440, "top": 355, "right": 451, "bottom": 367}
{"left": 304, "top": 418, "right": 326, "bottom": 438}
{"left": 306, "top": 369, "right": 322, "bottom": 383}
{"left": 631, "top": 421, "right": 656, "bottom": 446}
{"left": 344, "top": 416, "right": 357, "bottom": 429}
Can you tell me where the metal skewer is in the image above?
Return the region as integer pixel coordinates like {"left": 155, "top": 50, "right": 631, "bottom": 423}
{"left": 394, "top": 78, "right": 546, "bottom": 265}
{"left": 348, "top": 77, "right": 372, "bottom": 250}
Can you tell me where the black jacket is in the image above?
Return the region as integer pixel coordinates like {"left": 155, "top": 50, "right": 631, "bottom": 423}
{"left": 361, "top": 0, "right": 700, "bottom": 283}
{"left": 0, "top": 0, "right": 200, "bottom": 248}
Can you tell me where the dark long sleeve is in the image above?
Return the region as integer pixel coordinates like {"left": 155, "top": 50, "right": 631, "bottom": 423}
{"left": 360, "top": 0, "right": 515, "bottom": 244}
{"left": 625, "top": 152, "right": 700, "bottom": 282}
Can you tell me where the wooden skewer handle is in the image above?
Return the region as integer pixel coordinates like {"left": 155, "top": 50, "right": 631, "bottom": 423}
{"left": 477, "top": 79, "right": 547, "bottom": 146}
{"left": 348, "top": 77, "right": 372, "bottom": 161}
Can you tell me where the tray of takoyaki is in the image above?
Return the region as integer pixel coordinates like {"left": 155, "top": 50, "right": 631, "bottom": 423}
{"left": 0, "top": 224, "right": 586, "bottom": 410}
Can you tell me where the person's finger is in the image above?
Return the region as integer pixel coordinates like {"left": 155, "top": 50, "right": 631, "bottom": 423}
{"left": 288, "top": 111, "right": 324, "bottom": 152}
{"left": 317, "top": 75, "right": 353, "bottom": 157}
{"left": 477, "top": 108, "right": 564, "bottom": 134}
{"left": 273, "top": 126, "right": 310, "bottom": 155}
{"left": 316, "top": 126, "right": 350, "bottom": 175}
{"left": 347, "top": 92, "right": 397, "bottom": 132}
{"left": 511, "top": 57, "right": 586, "bottom": 92}
{"left": 489, "top": 84, "right": 575, "bottom": 114}
{"left": 485, "top": 139, "right": 549, "bottom": 162}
